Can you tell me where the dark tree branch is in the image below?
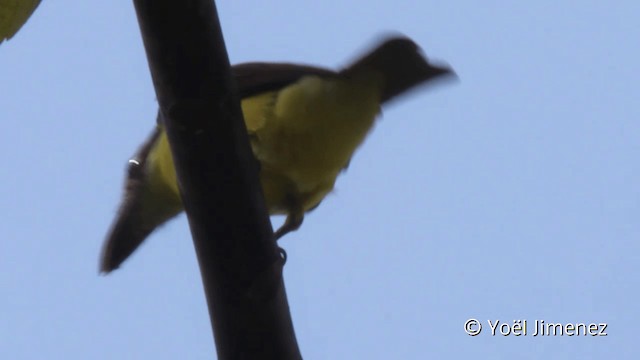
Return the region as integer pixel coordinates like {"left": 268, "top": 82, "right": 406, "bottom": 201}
{"left": 132, "top": 1, "right": 302, "bottom": 358}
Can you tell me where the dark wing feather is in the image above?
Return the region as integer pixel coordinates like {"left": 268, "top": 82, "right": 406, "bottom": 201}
{"left": 232, "top": 62, "right": 338, "bottom": 99}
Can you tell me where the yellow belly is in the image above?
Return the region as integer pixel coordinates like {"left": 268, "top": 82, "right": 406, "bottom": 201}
{"left": 148, "top": 74, "right": 382, "bottom": 215}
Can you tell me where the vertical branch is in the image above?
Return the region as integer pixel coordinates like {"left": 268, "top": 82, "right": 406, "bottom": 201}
{"left": 132, "top": 1, "right": 302, "bottom": 359}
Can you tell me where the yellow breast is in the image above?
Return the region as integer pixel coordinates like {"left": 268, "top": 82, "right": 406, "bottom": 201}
{"left": 246, "top": 75, "right": 382, "bottom": 213}
{"left": 148, "top": 74, "right": 382, "bottom": 215}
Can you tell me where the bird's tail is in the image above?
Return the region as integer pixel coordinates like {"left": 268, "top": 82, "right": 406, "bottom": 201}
{"left": 99, "top": 127, "right": 182, "bottom": 273}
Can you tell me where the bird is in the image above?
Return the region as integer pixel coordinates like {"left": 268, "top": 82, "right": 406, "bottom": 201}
{"left": 99, "top": 35, "right": 455, "bottom": 273}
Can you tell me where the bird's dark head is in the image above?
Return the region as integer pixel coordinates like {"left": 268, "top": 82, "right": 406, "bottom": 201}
{"left": 342, "top": 35, "right": 455, "bottom": 103}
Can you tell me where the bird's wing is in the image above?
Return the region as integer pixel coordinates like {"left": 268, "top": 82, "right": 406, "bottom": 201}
{"left": 232, "top": 62, "right": 337, "bottom": 99}
{"left": 232, "top": 62, "right": 338, "bottom": 134}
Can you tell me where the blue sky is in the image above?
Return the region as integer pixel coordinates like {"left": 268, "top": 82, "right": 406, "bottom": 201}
{"left": 1, "top": 1, "right": 638, "bottom": 359}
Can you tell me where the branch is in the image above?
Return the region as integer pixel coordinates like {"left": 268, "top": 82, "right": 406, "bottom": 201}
{"left": 132, "top": 1, "right": 302, "bottom": 358}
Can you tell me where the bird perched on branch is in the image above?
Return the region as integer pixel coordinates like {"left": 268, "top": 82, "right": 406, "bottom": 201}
{"left": 100, "top": 35, "right": 455, "bottom": 273}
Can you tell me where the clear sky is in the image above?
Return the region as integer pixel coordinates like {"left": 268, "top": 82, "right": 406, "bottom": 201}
{"left": 1, "top": 1, "right": 638, "bottom": 359}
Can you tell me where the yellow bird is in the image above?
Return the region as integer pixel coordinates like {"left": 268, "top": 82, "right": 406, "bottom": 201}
{"left": 100, "top": 36, "right": 454, "bottom": 273}
{"left": 0, "top": 0, "right": 41, "bottom": 43}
